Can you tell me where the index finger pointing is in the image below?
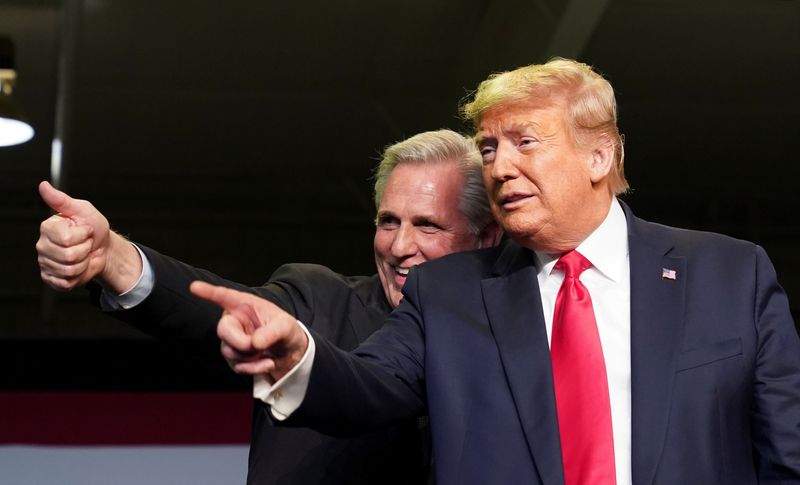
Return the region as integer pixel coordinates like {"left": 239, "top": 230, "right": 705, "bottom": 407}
{"left": 190, "top": 280, "right": 254, "bottom": 310}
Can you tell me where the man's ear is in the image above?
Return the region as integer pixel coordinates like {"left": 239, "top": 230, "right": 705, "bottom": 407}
{"left": 588, "top": 137, "right": 615, "bottom": 184}
{"left": 478, "top": 221, "right": 503, "bottom": 249}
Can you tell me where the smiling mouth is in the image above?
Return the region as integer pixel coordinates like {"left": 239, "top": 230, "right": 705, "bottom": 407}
{"left": 394, "top": 267, "right": 410, "bottom": 276}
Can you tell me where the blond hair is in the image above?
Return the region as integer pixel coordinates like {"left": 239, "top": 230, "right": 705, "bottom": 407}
{"left": 462, "top": 58, "right": 628, "bottom": 195}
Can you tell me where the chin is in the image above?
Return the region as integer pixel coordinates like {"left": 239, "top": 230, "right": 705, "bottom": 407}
{"left": 503, "top": 213, "right": 544, "bottom": 235}
{"left": 499, "top": 220, "right": 529, "bottom": 238}
{"left": 387, "top": 288, "right": 402, "bottom": 307}
{"left": 502, "top": 225, "right": 544, "bottom": 250}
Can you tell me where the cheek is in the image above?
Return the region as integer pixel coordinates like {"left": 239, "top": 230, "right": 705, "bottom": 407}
{"left": 490, "top": 200, "right": 504, "bottom": 219}
{"left": 483, "top": 171, "right": 498, "bottom": 195}
{"left": 373, "top": 232, "right": 392, "bottom": 260}
{"left": 549, "top": 171, "right": 584, "bottom": 208}
{"left": 418, "top": 235, "right": 461, "bottom": 261}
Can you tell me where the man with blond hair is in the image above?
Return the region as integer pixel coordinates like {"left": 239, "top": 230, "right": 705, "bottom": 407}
{"left": 36, "top": 129, "right": 500, "bottom": 485}
{"left": 192, "top": 58, "right": 800, "bottom": 485}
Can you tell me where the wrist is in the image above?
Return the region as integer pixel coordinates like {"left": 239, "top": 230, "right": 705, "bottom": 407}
{"left": 99, "top": 233, "right": 144, "bottom": 294}
{"left": 270, "top": 324, "right": 310, "bottom": 382}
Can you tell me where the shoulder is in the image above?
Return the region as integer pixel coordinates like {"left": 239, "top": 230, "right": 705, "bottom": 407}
{"left": 414, "top": 242, "right": 509, "bottom": 280}
{"left": 264, "top": 263, "right": 388, "bottom": 316}
{"left": 406, "top": 240, "right": 527, "bottom": 300}
{"left": 268, "top": 263, "right": 378, "bottom": 291}
{"left": 621, "top": 199, "right": 754, "bottom": 255}
{"left": 632, "top": 215, "right": 761, "bottom": 259}
{"left": 628, "top": 213, "right": 773, "bottom": 286}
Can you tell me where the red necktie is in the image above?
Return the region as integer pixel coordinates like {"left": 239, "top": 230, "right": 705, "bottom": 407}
{"left": 551, "top": 250, "right": 616, "bottom": 485}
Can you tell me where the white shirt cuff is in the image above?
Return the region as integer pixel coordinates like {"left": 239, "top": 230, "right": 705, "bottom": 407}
{"left": 253, "top": 320, "right": 316, "bottom": 421}
{"left": 98, "top": 243, "right": 154, "bottom": 311}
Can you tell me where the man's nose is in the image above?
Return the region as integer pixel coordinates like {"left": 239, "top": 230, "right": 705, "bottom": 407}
{"left": 391, "top": 224, "right": 418, "bottom": 258}
{"left": 490, "top": 145, "right": 520, "bottom": 181}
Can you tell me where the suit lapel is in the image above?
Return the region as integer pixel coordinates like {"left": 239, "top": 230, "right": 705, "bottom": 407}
{"left": 624, "top": 205, "right": 686, "bottom": 485}
{"left": 482, "top": 241, "right": 564, "bottom": 485}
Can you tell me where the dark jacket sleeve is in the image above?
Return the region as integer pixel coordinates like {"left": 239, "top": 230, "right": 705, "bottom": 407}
{"left": 750, "top": 245, "right": 800, "bottom": 480}
{"left": 289, "top": 267, "right": 429, "bottom": 436}
{"left": 94, "top": 245, "right": 277, "bottom": 362}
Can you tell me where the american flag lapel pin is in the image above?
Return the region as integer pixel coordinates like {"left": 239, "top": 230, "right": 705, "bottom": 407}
{"left": 661, "top": 267, "right": 677, "bottom": 280}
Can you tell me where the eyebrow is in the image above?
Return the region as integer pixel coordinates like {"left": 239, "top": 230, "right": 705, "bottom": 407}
{"left": 476, "top": 121, "right": 541, "bottom": 143}
{"left": 376, "top": 210, "right": 443, "bottom": 225}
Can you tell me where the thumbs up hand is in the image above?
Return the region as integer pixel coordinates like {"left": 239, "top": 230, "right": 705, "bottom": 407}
{"left": 36, "top": 181, "right": 141, "bottom": 293}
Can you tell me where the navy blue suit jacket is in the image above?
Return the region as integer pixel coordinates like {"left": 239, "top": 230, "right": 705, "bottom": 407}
{"left": 293, "top": 203, "right": 800, "bottom": 485}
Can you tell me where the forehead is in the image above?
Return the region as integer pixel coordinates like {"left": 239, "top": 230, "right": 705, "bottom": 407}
{"left": 378, "top": 162, "right": 463, "bottom": 211}
{"left": 475, "top": 98, "right": 569, "bottom": 140}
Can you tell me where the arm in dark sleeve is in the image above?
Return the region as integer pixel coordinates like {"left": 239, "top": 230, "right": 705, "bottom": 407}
{"left": 93, "top": 245, "right": 276, "bottom": 362}
{"left": 751, "top": 245, "right": 800, "bottom": 480}
{"left": 92, "top": 248, "right": 365, "bottom": 366}
{"left": 287, "top": 268, "right": 428, "bottom": 436}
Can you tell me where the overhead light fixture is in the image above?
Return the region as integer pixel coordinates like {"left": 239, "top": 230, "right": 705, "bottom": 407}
{"left": 0, "top": 36, "right": 34, "bottom": 147}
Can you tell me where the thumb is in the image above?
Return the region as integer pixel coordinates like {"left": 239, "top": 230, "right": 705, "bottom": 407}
{"left": 38, "top": 180, "right": 83, "bottom": 217}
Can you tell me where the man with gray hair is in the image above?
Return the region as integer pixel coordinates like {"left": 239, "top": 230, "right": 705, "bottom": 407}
{"left": 36, "top": 129, "right": 501, "bottom": 485}
{"left": 194, "top": 58, "right": 800, "bottom": 485}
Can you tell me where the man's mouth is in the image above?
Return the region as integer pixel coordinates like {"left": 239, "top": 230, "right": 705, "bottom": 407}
{"left": 498, "top": 192, "right": 532, "bottom": 209}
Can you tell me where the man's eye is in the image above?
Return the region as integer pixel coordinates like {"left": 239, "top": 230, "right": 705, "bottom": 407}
{"left": 418, "top": 221, "right": 440, "bottom": 233}
{"left": 378, "top": 217, "right": 399, "bottom": 228}
{"left": 480, "top": 147, "right": 496, "bottom": 162}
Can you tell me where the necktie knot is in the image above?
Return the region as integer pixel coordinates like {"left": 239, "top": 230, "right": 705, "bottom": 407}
{"left": 555, "top": 250, "right": 592, "bottom": 279}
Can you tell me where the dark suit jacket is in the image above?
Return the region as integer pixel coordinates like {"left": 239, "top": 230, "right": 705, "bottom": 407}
{"left": 104, "top": 248, "right": 431, "bottom": 485}
{"left": 293, "top": 203, "right": 800, "bottom": 485}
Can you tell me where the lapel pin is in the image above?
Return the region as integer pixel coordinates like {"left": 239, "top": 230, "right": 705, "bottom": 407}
{"left": 661, "top": 267, "right": 677, "bottom": 280}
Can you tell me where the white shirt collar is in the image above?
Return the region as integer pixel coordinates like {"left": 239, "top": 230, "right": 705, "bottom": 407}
{"left": 535, "top": 198, "right": 629, "bottom": 282}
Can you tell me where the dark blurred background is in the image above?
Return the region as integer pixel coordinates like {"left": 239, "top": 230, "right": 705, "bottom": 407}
{"left": 1, "top": 0, "right": 799, "bottom": 390}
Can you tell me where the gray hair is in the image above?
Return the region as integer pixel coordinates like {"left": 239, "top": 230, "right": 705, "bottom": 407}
{"left": 373, "top": 129, "right": 492, "bottom": 234}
